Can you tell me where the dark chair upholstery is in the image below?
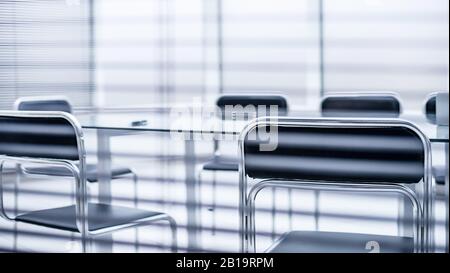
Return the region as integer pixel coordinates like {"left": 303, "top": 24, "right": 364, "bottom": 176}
{"left": 24, "top": 164, "right": 133, "bottom": 183}
{"left": 16, "top": 98, "right": 73, "bottom": 113}
{"left": 14, "top": 97, "right": 134, "bottom": 183}
{"left": 424, "top": 93, "right": 447, "bottom": 185}
{"left": 202, "top": 157, "right": 238, "bottom": 174}
{"left": 0, "top": 115, "right": 80, "bottom": 160}
{"left": 244, "top": 126, "right": 424, "bottom": 183}
{"left": 202, "top": 156, "right": 239, "bottom": 172}
{"left": 321, "top": 94, "right": 401, "bottom": 118}
{"left": 425, "top": 94, "right": 437, "bottom": 124}
{"left": 425, "top": 92, "right": 449, "bottom": 126}
{"left": 433, "top": 166, "right": 446, "bottom": 185}
{"left": 16, "top": 203, "right": 161, "bottom": 232}
{"left": 216, "top": 94, "right": 288, "bottom": 118}
{"left": 267, "top": 231, "right": 413, "bottom": 253}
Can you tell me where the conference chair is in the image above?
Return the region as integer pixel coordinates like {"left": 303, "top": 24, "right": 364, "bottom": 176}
{"left": 321, "top": 93, "right": 401, "bottom": 118}
{"left": 424, "top": 92, "right": 449, "bottom": 186}
{"left": 0, "top": 111, "right": 177, "bottom": 252}
{"left": 14, "top": 96, "right": 138, "bottom": 194}
{"left": 13, "top": 96, "right": 142, "bottom": 249}
{"left": 239, "top": 117, "right": 431, "bottom": 253}
{"left": 197, "top": 94, "right": 288, "bottom": 235}
{"left": 424, "top": 92, "right": 449, "bottom": 126}
{"left": 425, "top": 93, "right": 438, "bottom": 125}
{"left": 201, "top": 94, "right": 289, "bottom": 173}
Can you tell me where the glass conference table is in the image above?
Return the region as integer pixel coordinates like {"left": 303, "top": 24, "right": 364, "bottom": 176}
{"left": 76, "top": 108, "right": 449, "bottom": 252}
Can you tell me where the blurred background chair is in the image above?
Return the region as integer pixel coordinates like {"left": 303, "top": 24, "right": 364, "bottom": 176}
{"left": 0, "top": 111, "right": 177, "bottom": 252}
{"left": 197, "top": 94, "right": 288, "bottom": 236}
{"left": 424, "top": 92, "right": 449, "bottom": 252}
{"left": 14, "top": 96, "right": 138, "bottom": 194}
{"left": 425, "top": 93, "right": 439, "bottom": 125}
{"left": 201, "top": 94, "right": 289, "bottom": 174}
{"left": 240, "top": 117, "right": 431, "bottom": 253}
{"left": 321, "top": 93, "right": 401, "bottom": 118}
{"left": 424, "top": 92, "right": 449, "bottom": 126}
{"left": 424, "top": 92, "right": 449, "bottom": 186}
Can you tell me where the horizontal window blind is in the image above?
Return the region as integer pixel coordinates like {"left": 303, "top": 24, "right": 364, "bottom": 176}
{"left": 323, "top": 0, "right": 449, "bottom": 112}
{"left": 96, "top": 0, "right": 448, "bottom": 112}
{"left": 2, "top": 0, "right": 447, "bottom": 111}
{"left": 95, "top": 0, "right": 207, "bottom": 107}
{"left": 95, "top": 0, "right": 321, "bottom": 109}
{"left": 221, "top": 0, "right": 321, "bottom": 109}
{"left": 0, "top": 0, "right": 94, "bottom": 110}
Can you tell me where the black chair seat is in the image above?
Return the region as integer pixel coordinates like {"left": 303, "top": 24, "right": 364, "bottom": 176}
{"left": 202, "top": 156, "right": 239, "bottom": 172}
{"left": 267, "top": 231, "right": 414, "bottom": 253}
{"left": 433, "top": 166, "right": 446, "bottom": 185}
{"left": 16, "top": 203, "right": 163, "bottom": 232}
{"left": 24, "top": 163, "right": 133, "bottom": 183}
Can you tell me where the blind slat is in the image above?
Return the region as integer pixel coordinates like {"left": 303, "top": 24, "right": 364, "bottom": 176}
{"left": 0, "top": 0, "right": 93, "bottom": 110}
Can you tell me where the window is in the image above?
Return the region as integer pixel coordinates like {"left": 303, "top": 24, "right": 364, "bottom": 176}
{"left": 0, "top": 0, "right": 94, "bottom": 110}
{"left": 323, "top": 0, "right": 449, "bottom": 112}
{"left": 95, "top": 0, "right": 448, "bottom": 112}
{"left": 221, "top": 0, "right": 321, "bottom": 109}
{"left": 1, "top": 0, "right": 448, "bottom": 112}
{"left": 95, "top": 0, "right": 206, "bottom": 107}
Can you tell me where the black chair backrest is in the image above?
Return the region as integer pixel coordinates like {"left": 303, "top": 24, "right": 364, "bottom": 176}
{"left": 321, "top": 94, "right": 401, "bottom": 118}
{"left": 424, "top": 94, "right": 437, "bottom": 124}
{"left": 15, "top": 98, "right": 73, "bottom": 113}
{"left": 243, "top": 122, "right": 424, "bottom": 184}
{"left": 217, "top": 94, "right": 288, "bottom": 119}
{"left": 0, "top": 113, "right": 80, "bottom": 160}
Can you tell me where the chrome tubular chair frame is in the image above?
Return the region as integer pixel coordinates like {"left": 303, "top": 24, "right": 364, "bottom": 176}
{"left": 0, "top": 111, "right": 177, "bottom": 253}
{"left": 13, "top": 97, "right": 140, "bottom": 189}
{"left": 238, "top": 117, "right": 432, "bottom": 253}
{"left": 246, "top": 181, "right": 422, "bottom": 253}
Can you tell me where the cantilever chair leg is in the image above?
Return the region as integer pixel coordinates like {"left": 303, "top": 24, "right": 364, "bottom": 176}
{"left": 211, "top": 171, "right": 217, "bottom": 236}
{"left": 288, "top": 189, "right": 293, "bottom": 230}
{"left": 131, "top": 171, "right": 139, "bottom": 252}
{"left": 13, "top": 164, "right": 21, "bottom": 251}
{"left": 152, "top": 213, "right": 178, "bottom": 253}
{"left": 83, "top": 235, "right": 96, "bottom": 253}
{"left": 271, "top": 188, "right": 276, "bottom": 240}
{"left": 131, "top": 172, "right": 138, "bottom": 208}
{"left": 197, "top": 167, "right": 217, "bottom": 236}
{"left": 314, "top": 190, "right": 320, "bottom": 230}
{"left": 127, "top": 171, "right": 177, "bottom": 253}
{"left": 135, "top": 213, "right": 178, "bottom": 253}
{"left": 196, "top": 167, "right": 204, "bottom": 239}
{"left": 81, "top": 233, "right": 89, "bottom": 253}
{"left": 167, "top": 214, "right": 178, "bottom": 253}
{"left": 80, "top": 213, "right": 176, "bottom": 254}
{"left": 70, "top": 185, "right": 76, "bottom": 245}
